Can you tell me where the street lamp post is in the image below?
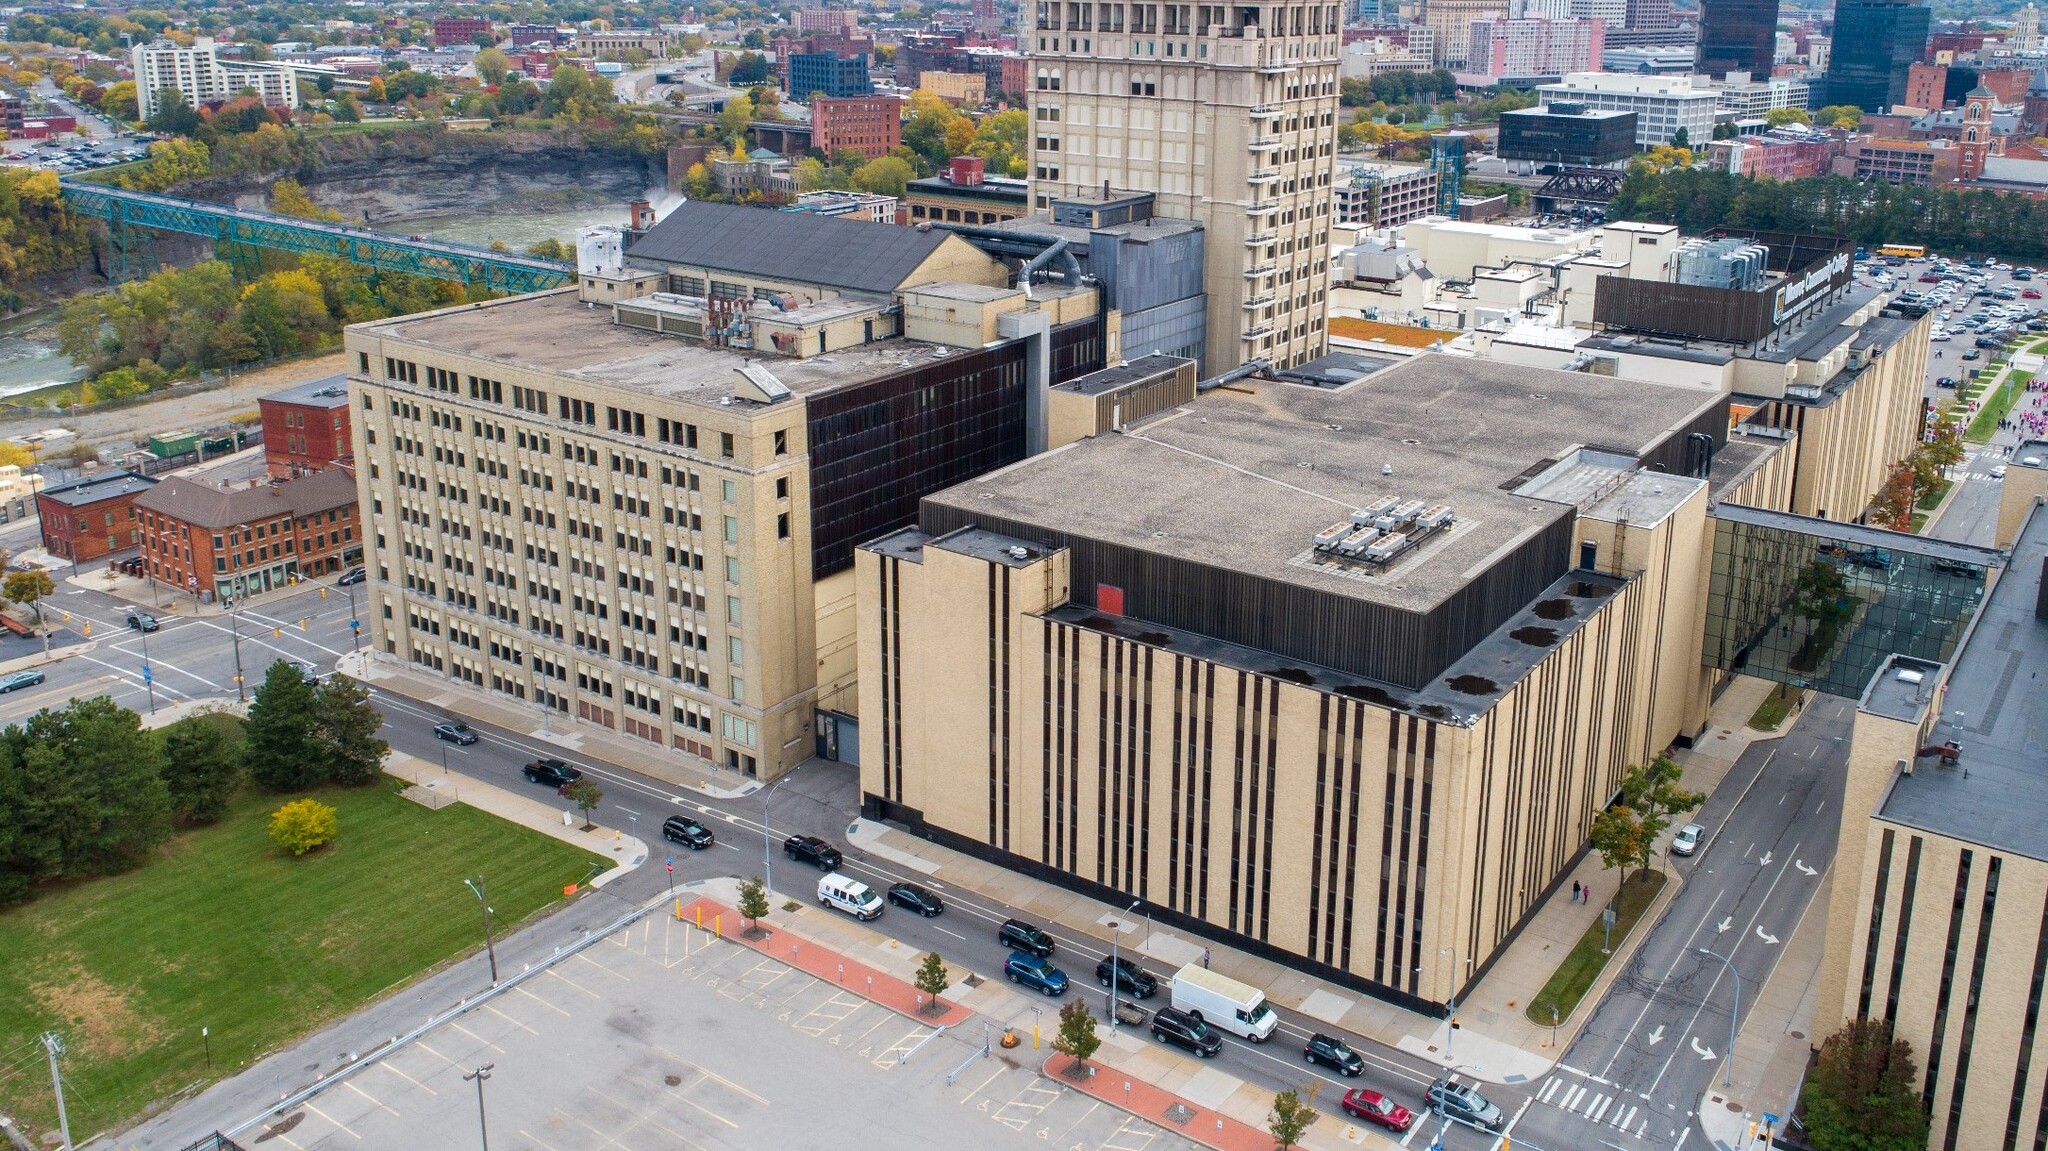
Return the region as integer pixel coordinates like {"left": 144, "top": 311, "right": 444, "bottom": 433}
{"left": 1697, "top": 947, "right": 1742, "bottom": 1089}
{"left": 465, "top": 877, "right": 498, "bottom": 985}
{"left": 1440, "top": 946, "right": 1460, "bottom": 1066}
{"left": 762, "top": 775, "right": 791, "bottom": 896}
{"left": 462, "top": 1064, "right": 494, "bottom": 1151}
{"left": 138, "top": 624, "right": 155, "bottom": 715}
{"left": 1108, "top": 897, "right": 1139, "bottom": 1034}
{"left": 225, "top": 597, "right": 246, "bottom": 701}
{"left": 344, "top": 584, "right": 360, "bottom": 653}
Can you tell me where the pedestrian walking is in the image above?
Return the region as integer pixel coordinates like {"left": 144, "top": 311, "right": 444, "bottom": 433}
{"left": 1572, "top": 879, "right": 1582, "bottom": 904}
{"left": 1201, "top": 947, "right": 1211, "bottom": 969}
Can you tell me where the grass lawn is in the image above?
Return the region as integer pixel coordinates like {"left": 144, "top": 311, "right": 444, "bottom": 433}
{"left": 1916, "top": 478, "right": 1953, "bottom": 512}
{"left": 1968, "top": 372, "right": 2026, "bottom": 443}
{"left": 1749, "top": 693, "right": 1792, "bottom": 731}
{"left": 0, "top": 781, "right": 606, "bottom": 1141}
{"left": 1525, "top": 869, "right": 1666, "bottom": 1028}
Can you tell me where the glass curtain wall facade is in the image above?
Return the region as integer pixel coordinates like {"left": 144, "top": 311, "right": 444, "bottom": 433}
{"left": 1825, "top": 0, "right": 1933, "bottom": 112}
{"left": 1704, "top": 513, "right": 1995, "bottom": 698}
{"left": 1696, "top": 0, "right": 1780, "bottom": 79}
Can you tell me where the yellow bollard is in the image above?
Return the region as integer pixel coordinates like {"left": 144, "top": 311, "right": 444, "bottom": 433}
{"left": 1033, "top": 1024, "right": 1040, "bottom": 1049}
{"left": 695, "top": 906, "right": 703, "bottom": 927}
{"left": 714, "top": 914, "right": 722, "bottom": 939}
{"left": 674, "top": 897, "right": 682, "bottom": 921}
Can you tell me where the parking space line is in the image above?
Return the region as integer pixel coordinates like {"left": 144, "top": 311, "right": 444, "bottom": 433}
{"left": 1097, "top": 1114, "right": 1159, "bottom": 1151}
{"left": 956, "top": 1065, "right": 1006, "bottom": 1103}
{"left": 518, "top": 1130, "right": 567, "bottom": 1151}
{"left": 342, "top": 1080, "right": 399, "bottom": 1117}
{"left": 374, "top": 1058, "right": 439, "bottom": 1096}
{"left": 482, "top": 1002, "right": 540, "bottom": 1036}
{"left": 410, "top": 1040, "right": 464, "bottom": 1069}
{"left": 304, "top": 1101, "right": 361, "bottom": 1141}
{"left": 514, "top": 983, "right": 576, "bottom": 1016}
{"left": 650, "top": 1044, "right": 771, "bottom": 1105}
{"left": 992, "top": 1077, "right": 1065, "bottom": 1131}
{"left": 873, "top": 1025, "right": 938, "bottom": 1068}
{"left": 675, "top": 1094, "right": 741, "bottom": 1130}
{"left": 792, "top": 991, "right": 866, "bottom": 1036}
{"left": 572, "top": 948, "right": 634, "bottom": 983}
{"left": 449, "top": 1020, "right": 509, "bottom": 1052}
{"left": 543, "top": 966, "right": 604, "bottom": 1000}
{"left": 842, "top": 1011, "right": 897, "bottom": 1048}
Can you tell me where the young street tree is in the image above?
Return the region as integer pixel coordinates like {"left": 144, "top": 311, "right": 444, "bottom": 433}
{"left": 1267, "top": 1084, "right": 1322, "bottom": 1149}
{"left": 913, "top": 951, "right": 951, "bottom": 1014}
{"left": 1588, "top": 754, "right": 1705, "bottom": 881}
{"left": 3, "top": 569, "right": 55, "bottom": 623}
{"left": 1800, "top": 1020, "right": 1929, "bottom": 1151}
{"left": 736, "top": 876, "right": 770, "bottom": 933}
{"left": 159, "top": 710, "right": 244, "bottom": 823}
{"left": 244, "top": 660, "right": 322, "bottom": 790}
{"left": 562, "top": 778, "right": 603, "bottom": 829}
{"left": 1053, "top": 998, "right": 1102, "bottom": 1068}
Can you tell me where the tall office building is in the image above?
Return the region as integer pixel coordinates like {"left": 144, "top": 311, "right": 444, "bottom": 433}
{"left": 131, "top": 36, "right": 305, "bottom": 119}
{"left": 1425, "top": 0, "right": 1513, "bottom": 65}
{"left": 1025, "top": 2, "right": 1344, "bottom": 372}
{"left": 1694, "top": 0, "right": 1778, "bottom": 79}
{"left": 1824, "top": 0, "right": 1931, "bottom": 112}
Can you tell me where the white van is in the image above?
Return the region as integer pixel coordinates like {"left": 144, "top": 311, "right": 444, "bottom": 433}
{"left": 817, "top": 873, "right": 884, "bottom": 920}
{"left": 1170, "top": 963, "right": 1279, "bottom": 1041}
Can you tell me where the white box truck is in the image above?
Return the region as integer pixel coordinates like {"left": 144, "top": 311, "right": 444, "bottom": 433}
{"left": 1170, "top": 963, "right": 1279, "bottom": 1042}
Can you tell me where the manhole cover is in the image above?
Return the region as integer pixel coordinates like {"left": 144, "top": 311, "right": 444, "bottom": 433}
{"left": 665, "top": 1074, "right": 682, "bottom": 1086}
{"left": 1163, "top": 1103, "right": 1196, "bottom": 1126}
{"left": 1791, "top": 1031, "right": 1805, "bottom": 1040}
{"left": 963, "top": 972, "right": 985, "bottom": 988}
{"left": 1726, "top": 1100, "right": 1744, "bottom": 1112}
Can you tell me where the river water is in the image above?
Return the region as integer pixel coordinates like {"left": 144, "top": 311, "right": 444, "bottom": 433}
{"left": 0, "top": 187, "right": 683, "bottom": 399}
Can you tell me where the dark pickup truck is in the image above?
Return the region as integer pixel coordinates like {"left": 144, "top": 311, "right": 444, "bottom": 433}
{"left": 523, "top": 757, "right": 583, "bottom": 789}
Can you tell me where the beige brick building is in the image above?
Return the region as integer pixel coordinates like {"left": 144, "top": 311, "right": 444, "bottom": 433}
{"left": 1026, "top": 1, "right": 1344, "bottom": 372}
{"left": 1815, "top": 474, "right": 2048, "bottom": 1151}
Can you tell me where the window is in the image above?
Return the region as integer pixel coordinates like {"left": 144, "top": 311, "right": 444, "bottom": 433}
{"left": 777, "top": 513, "right": 789, "bottom": 540}
{"left": 773, "top": 429, "right": 788, "bottom": 456}
{"left": 722, "top": 479, "right": 737, "bottom": 503}
{"left": 719, "top": 432, "right": 735, "bottom": 459}
{"left": 726, "top": 595, "right": 741, "bottom": 626}
{"left": 723, "top": 515, "right": 739, "bottom": 544}
{"left": 725, "top": 556, "right": 741, "bottom": 583}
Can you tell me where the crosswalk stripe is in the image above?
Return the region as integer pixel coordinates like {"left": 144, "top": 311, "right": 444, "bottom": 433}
{"left": 1615, "top": 1105, "right": 1637, "bottom": 1129}
{"left": 1540, "top": 1078, "right": 1563, "bottom": 1104}
{"left": 1563, "top": 1086, "right": 1586, "bottom": 1112}
{"left": 1590, "top": 1095, "right": 1613, "bottom": 1122}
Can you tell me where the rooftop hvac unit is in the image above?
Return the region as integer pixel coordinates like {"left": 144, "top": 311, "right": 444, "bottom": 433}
{"left": 1415, "top": 504, "right": 1455, "bottom": 531}
{"left": 1339, "top": 526, "right": 1381, "bottom": 556}
{"left": 1356, "top": 496, "right": 1399, "bottom": 523}
{"left": 1390, "top": 500, "right": 1427, "bottom": 523}
{"left": 1365, "top": 532, "right": 1410, "bottom": 562}
{"left": 1314, "top": 522, "right": 1352, "bottom": 550}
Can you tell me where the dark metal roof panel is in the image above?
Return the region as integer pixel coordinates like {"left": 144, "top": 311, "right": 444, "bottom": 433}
{"left": 626, "top": 200, "right": 953, "bottom": 294}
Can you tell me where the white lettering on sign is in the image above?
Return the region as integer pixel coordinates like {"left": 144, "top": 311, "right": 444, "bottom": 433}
{"left": 1773, "top": 252, "right": 1851, "bottom": 323}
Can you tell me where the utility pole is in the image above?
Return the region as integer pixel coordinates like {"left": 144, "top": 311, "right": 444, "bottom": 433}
{"left": 465, "top": 877, "right": 498, "bottom": 984}
{"left": 1108, "top": 898, "right": 1138, "bottom": 1034}
{"left": 42, "top": 1033, "right": 72, "bottom": 1151}
{"left": 226, "top": 597, "right": 246, "bottom": 701}
{"left": 762, "top": 775, "right": 790, "bottom": 896}
{"left": 1698, "top": 947, "right": 1742, "bottom": 1089}
{"left": 138, "top": 623, "right": 156, "bottom": 715}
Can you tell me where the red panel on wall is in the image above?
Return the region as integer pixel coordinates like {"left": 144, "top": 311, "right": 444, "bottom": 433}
{"left": 1097, "top": 583, "right": 1125, "bottom": 615}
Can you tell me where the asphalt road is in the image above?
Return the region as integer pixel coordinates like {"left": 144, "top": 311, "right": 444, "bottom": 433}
{"left": 1929, "top": 447, "right": 2009, "bottom": 548}
{"left": 1500, "top": 700, "right": 1850, "bottom": 1151}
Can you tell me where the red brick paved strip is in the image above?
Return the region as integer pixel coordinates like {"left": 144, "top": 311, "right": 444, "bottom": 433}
{"left": 675, "top": 896, "right": 976, "bottom": 1027}
{"left": 1044, "top": 1052, "right": 1281, "bottom": 1151}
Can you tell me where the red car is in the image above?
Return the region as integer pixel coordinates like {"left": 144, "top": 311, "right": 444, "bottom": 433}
{"left": 2024, "top": 289, "right": 2042, "bottom": 299}
{"left": 1340, "top": 1088, "right": 1415, "bottom": 1132}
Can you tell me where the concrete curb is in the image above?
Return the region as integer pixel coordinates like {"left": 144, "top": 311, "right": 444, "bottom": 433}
{"left": 381, "top": 750, "right": 648, "bottom": 886}
{"left": 1539, "top": 866, "right": 1686, "bottom": 1053}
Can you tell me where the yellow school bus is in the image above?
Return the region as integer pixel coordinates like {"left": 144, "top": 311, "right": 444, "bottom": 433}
{"left": 1877, "top": 244, "right": 1927, "bottom": 258}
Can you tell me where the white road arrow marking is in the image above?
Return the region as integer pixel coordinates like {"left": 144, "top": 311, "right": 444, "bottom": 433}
{"left": 1718, "top": 917, "right": 1733, "bottom": 933}
{"left": 1647, "top": 1025, "right": 1666, "bottom": 1046}
{"left": 1691, "top": 1036, "right": 1717, "bottom": 1061}
{"left": 1796, "top": 860, "right": 1818, "bottom": 876}
{"left": 1759, "top": 851, "right": 1774, "bottom": 866}
{"left": 1756, "top": 925, "right": 1780, "bottom": 945}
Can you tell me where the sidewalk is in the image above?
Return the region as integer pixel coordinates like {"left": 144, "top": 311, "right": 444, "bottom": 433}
{"left": 680, "top": 877, "right": 1394, "bottom": 1151}
{"left": 1696, "top": 883, "right": 1827, "bottom": 1151}
{"left": 340, "top": 650, "right": 760, "bottom": 801}
{"left": 381, "top": 747, "right": 646, "bottom": 886}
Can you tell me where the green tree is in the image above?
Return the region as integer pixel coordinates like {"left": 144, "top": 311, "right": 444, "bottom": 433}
{"left": 853, "top": 155, "right": 916, "bottom": 197}
{"left": 1765, "top": 106, "right": 1812, "bottom": 127}
{"left": 1815, "top": 104, "right": 1864, "bottom": 130}
{"left": 475, "top": 46, "right": 511, "bottom": 86}
{"left": 541, "top": 64, "right": 615, "bottom": 121}
{"left": 331, "top": 90, "right": 363, "bottom": 123}
{"left": 1267, "top": 1084, "right": 1320, "bottom": 1149}
{"left": 243, "top": 659, "right": 321, "bottom": 791}
{"left": 1670, "top": 127, "right": 1690, "bottom": 149}
{"left": 269, "top": 178, "right": 342, "bottom": 223}
{"left": 969, "top": 108, "right": 1027, "bottom": 177}
{"left": 715, "top": 91, "right": 756, "bottom": 144}
{"left": 563, "top": 777, "right": 603, "bottom": 829}
{"left": 1800, "top": 1020, "right": 1928, "bottom": 1151}
{"left": 158, "top": 709, "right": 243, "bottom": 824}
{"left": 268, "top": 797, "right": 338, "bottom": 856}
{"left": 2, "top": 570, "right": 55, "bottom": 623}
{"left": 526, "top": 237, "right": 574, "bottom": 260}
{"left": 0, "top": 696, "right": 171, "bottom": 900}
{"left": 737, "top": 875, "right": 770, "bottom": 930}
{"left": 1589, "top": 755, "right": 1704, "bottom": 881}
{"left": 1052, "top": 998, "right": 1101, "bottom": 1066}
{"left": 101, "top": 78, "right": 138, "bottom": 121}
{"left": 145, "top": 87, "right": 201, "bottom": 137}
{"left": 728, "top": 51, "right": 769, "bottom": 85}
{"left": 311, "top": 675, "right": 388, "bottom": 786}
{"left": 913, "top": 951, "right": 951, "bottom": 1012}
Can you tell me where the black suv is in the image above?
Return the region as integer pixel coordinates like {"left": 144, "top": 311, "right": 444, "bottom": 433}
{"left": 998, "top": 918, "right": 1056, "bottom": 957}
{"left": 523, "top": 757, "right": 582, "bottom": 788}
{"left": 662, "top": 816, "right": 714, "bottom": 849}
{"left": 1303, "top": 1033, "right": 1364, "bottom": 1076}
{"left": 783, "top": 835, "right": 842, "bottom": 870}
{"left": 124, "top": 610, "right": 159, "bottom": 633}
{"left": 1094, "top": 955, "right": 1158, "bottom": 999}
{"left": 1150, "top": 1007, "right": 1222, "bottom": 1058}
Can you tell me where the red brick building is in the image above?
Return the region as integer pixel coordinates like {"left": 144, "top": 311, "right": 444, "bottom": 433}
{"left": 0, "top": 95, "right": 23, "bottom": 135}
{"left": 134, "top": 468, "right": 360, "bottom": 603}
{"left": 259, "top": 376, "right": 354, "bottom": 480}
{"left": 812, "top": 94, "right": 903, "bottom": 159}
{"left": 433, "top": 16, "right": 495, "bottom": 46}
{"left": 36, "top": 472, "right": 156, "bottom": 564}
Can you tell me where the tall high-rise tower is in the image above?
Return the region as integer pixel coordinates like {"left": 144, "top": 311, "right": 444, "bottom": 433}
{"left": 1823, "top": 0, "right": 1931, "bottom": 112}
{"left": 1695, "top": 0, "right": 1780, "bottom": 78}
{"left": 1026, "top": 2, "right": 1343, "bottom": 372}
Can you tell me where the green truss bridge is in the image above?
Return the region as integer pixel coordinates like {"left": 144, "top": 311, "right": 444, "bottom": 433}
{"left": 59, "top": 180, "right": 575, "bottom": 295}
